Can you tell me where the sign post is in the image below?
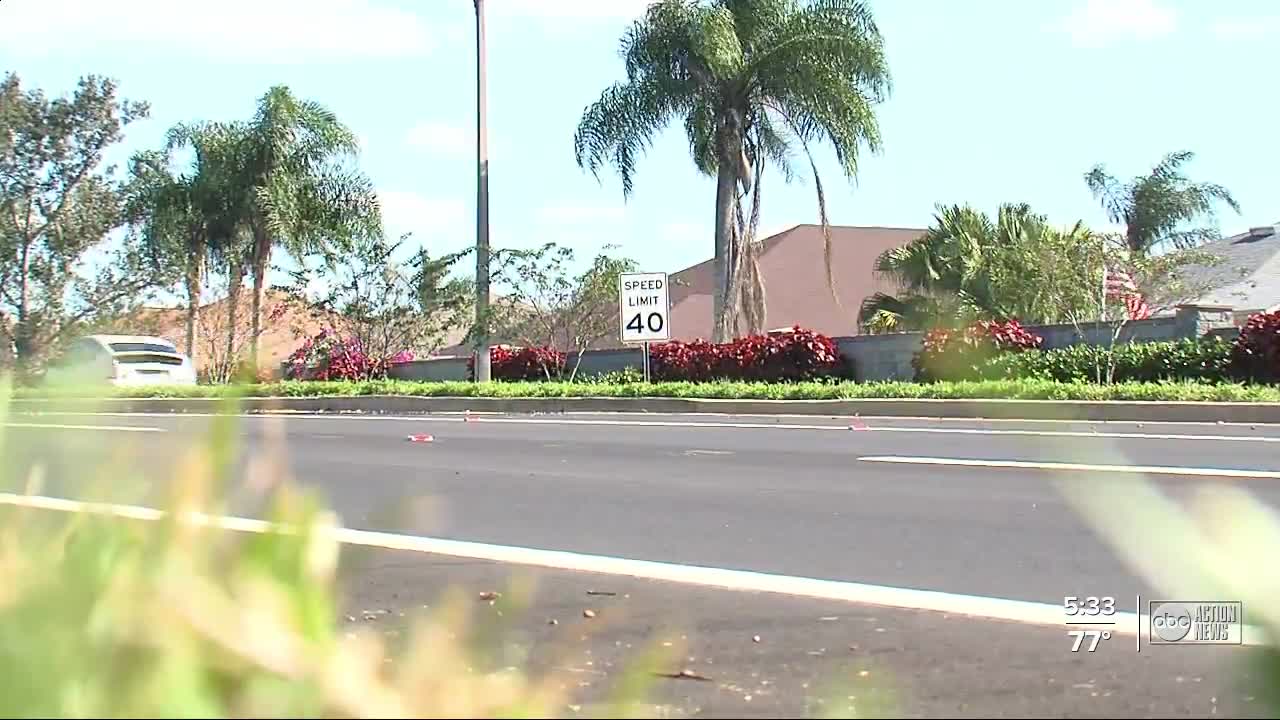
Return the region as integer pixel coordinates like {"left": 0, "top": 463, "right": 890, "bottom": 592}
{"left": 618, "top": 271, "right": 671, "bottom": 383}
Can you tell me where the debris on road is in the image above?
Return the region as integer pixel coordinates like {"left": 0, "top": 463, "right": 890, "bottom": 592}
{"left": 478, "top": 591, "right": 501, "bottom": 603}
{"left": 548, "top": 618, "right": 558, "bottom": 626}
{"left": 586, "top": 590, "right": 617, "bottom": 596}
{"left": 582, "top": 609, "right": 597, "bottom": 619}
{"left": 752, "top": 635, "right": 761, "bottom": 643}
{"left": 406, "top": 433, "right": 434, "bottom": 443}
{"left": 655, "top": 669, "right": 712, "bottom": 682}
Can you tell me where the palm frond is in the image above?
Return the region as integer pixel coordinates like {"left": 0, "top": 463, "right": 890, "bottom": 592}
{"left": 574, "top": 80, "right": 683, "bottom": 197}
{"left": 1086, "top": 150, "right": 1240, "bottom": 254}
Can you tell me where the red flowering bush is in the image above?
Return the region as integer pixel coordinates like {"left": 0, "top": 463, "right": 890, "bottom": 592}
{"left": 913, "top": 320, "right": 1043, "bottom": 382}
{"left": 650, "top": 327, "right": 844, "bottom": 382}
{"left": 467, "top": 345, "right": 566, "bottom": 381}
{"left": 284, "top": 329, "right": 414, "bottom": 381}
{"left": 1230, "top": 310, "right": 1280, "bottom": 384}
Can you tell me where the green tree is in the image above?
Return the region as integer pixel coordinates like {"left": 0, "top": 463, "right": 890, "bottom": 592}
{"left": 574, "top": 0, "right": 891, "bottom": 342}
{"left": 860, "top": 204, "right": 1099, "bottom": 332}
{"left": 0, "top": 72, "right": 170, "bottom": 376}
{"left": 1084, "top": 150, "right": 1241, "bottom": 255}
{"left": 486, "top": 243, "right": 638, "bottom": 379}
{"left": 236, "top": 86, "right": 382, "bottom": 366}
{"left": 284, "top": 235, "right": 472, "bottom": 363}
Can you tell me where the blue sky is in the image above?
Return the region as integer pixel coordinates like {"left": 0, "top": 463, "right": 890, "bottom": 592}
{"left": 2, "top": 0, "right": 1276, "bottom": 292}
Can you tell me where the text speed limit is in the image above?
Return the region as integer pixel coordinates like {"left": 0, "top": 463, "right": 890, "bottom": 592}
{"left": 618, "top": 271, "right": 671, "bottom": 343}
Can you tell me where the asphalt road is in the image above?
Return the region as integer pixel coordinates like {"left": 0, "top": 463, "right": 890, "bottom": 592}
{"left": 4, "top": 411, "right": 1279, "bottom": 716}
{"left": 7, "top": 411, "right": 1280, "bottom": 610}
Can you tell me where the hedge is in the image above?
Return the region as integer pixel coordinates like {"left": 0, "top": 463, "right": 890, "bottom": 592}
{"left": 650, "top": 327, "right": 845, "bottom": 382}
{"left": 983, "top": 337, "right": 1235, "bottom": 383}
{"left": 913, "top": 320, "right": 1042, "bottom": 382}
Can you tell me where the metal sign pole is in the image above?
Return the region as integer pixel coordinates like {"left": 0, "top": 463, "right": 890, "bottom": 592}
{"left": 642, "top": 341, "right": 651, "bottom": 383}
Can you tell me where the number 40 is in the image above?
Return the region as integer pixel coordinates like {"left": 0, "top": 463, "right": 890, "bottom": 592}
{"left": 626, "top": 312, "right": 664, "bottom": 334}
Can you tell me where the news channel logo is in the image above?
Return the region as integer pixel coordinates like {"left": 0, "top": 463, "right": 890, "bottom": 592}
{"left": 1148, "top": 601, "right": 1243, "bottom": 645}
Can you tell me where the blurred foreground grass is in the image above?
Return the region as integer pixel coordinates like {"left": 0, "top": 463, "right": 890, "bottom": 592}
{"left": 0, "top": 382, "right": 671, "bottom": 718}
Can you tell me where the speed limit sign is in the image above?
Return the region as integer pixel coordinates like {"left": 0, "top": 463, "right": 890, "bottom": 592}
{"left": 618, "top": 272, "right": 671, "bottom": 344}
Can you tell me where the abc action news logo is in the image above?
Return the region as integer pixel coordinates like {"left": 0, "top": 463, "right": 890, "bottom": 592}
{"left": 1149, "top": 601, "right": 1243, "bottom": 645}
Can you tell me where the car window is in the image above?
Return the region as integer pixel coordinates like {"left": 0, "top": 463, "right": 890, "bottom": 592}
{"left": 52, "top": 340, "right": 102, "bottom": 367}
{"left": 108, "top": 342, "right": 177, "bottom": 354}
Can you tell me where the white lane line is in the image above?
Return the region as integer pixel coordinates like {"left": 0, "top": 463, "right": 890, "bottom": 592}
{"left": 14, "top": 411, "right": 1280, "bottom": 443}
{"left": 2, "top": 422, "right": 166, "bottom": 433}
{"left": 1, "top": 491, "right": 1265, "bottom": 645}
{"left": 859, "top": 456, "right": 1280, "bottom": 480}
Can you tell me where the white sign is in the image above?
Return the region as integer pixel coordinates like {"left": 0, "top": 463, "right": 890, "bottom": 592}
{"left": 618, "top": 271, "right": 671, "bottom": 344}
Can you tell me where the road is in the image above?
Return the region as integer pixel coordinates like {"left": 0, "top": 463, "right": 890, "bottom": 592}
{"left": 3, "top": 410, "right": 1278, "bottom": 717}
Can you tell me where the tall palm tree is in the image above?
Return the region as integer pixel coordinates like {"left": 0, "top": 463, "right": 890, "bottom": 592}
{"left": 126, "top": 123, "right": 244, "bottom": 366}
{"left": 237, "top": 86, "right": 382, "bottom": 365}
{"left": 1085, "top": 150, "right": 1241, "bottom": 255}
{"left": 574, "top": 0, "right": 891, "bottom": 342}
{"left": 860, "top": 204, "right": 1098, "bottom": 331}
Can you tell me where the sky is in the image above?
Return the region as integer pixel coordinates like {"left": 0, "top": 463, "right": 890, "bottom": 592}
{"left": 1, "top": 0, "right": 1277, "bottom": 295}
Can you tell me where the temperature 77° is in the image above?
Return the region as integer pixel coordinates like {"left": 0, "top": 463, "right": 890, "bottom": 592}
{"left": 1068, "top": 630, "right": 1111, "bottom": 652}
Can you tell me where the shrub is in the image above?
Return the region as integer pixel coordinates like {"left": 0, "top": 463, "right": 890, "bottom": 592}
{"left": 1230, "top": 310, "right": 1280, "bottom": 384}
{"left": 284, "top": 329, "right": 413, "bottom": 382}
{"left": 649, "top": 327, "right": 843, "bottom": 382}
{"left": 466, "top": 345, "right": 566, "bottom": 381}
{"left": 649, "top": 339, "right": 727, "bottom": 382}
{"left": 984, "top": 337, "right": 1235, "bottom": 384}
{"left": 913, "top": 320, "right": 1042, "bottom": 382}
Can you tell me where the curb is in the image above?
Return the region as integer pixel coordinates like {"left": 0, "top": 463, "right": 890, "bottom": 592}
{"left": 8, "top": 395, "right": 1280, "bottom": 423}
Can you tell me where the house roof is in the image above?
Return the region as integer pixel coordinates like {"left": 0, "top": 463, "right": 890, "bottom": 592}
{"left": 1183, "top": 222, "right": 1280, "bottom": 311}
{"left": 663, "top": 224, "right": 925, "bottom": 341}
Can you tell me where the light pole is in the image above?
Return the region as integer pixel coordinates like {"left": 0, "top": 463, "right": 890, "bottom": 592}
{"left": 473, "top": 0, "right": 492, "bottom": 382}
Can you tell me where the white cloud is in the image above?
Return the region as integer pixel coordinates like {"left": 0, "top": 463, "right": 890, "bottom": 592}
{"left": 0, "top": 0, "right": 435, "bottom": 63}
{"left": 493, "top": 0, "right": 655, "bottom": 20}
{"left": 535, "top": 205, "right": 627, "bottom": 224}
{"left": 1060, "top": 0, "right": 1178, "bottom": 47}
{"left": 1211, "top": 16, "right": 1280, "bottom": 40}
{"left": 379, "top": 190, "right": 467, "bottom": 245}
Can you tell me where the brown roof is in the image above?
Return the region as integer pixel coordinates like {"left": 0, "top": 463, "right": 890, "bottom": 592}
{"left": 665, "top": 224, "right": 924, "bottom": 341}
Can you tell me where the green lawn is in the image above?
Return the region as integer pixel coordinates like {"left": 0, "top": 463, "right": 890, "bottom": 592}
{"left": 12, "top": 378, "right": 1280, "bottom": 402}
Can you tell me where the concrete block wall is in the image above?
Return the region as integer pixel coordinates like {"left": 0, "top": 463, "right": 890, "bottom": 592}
{"left": 379, "top": 304, "right": 1244, "bottom": 384}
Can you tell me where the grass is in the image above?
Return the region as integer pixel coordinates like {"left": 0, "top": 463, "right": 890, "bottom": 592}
{"left": 13, "top": 378, "right": 1280, "bottom": 403}
{"left": 0, "top": 386, "right": 669, "bottom": 717}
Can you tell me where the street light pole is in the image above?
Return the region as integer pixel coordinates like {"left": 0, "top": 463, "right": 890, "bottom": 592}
{"left": 473, "top": 0, "right": 492, "bottom": 382}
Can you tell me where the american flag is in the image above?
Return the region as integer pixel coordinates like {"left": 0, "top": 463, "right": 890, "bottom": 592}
{"left": 1103, "top": 267, "right": 1152, "bottom": 320}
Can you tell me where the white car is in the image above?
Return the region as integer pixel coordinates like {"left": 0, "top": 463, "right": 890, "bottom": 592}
{"left": 45, "top": 335, "right": 198, "bottom": 387}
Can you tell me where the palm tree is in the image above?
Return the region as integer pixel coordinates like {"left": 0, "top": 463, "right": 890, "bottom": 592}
{"left": 126, "top": 123, "right": 244, "bottom": 366}
{"left": 574, "top": 0, "right": 891, "bottom": 342}
{"left": 1084, "top": 150, "right": 1241, "bottom": 255}
{"left": 236, "top": 86, "right": 382, "bottom": 365}
{"left": 860, "top": 204, "right": 1098, "bottom": 331}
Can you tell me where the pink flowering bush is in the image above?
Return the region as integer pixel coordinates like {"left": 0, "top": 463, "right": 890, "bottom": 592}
{"left": 466, "top": 345, "right": 567, "bottom": 381}
{"left": 284, "top": 329, "right": 414, "bottom": 381}
{"left": 913, "top": 319, "right": 1043, "bottom": 382}
{"left": 649, "top": 327, "right": 845, "bottom": 382}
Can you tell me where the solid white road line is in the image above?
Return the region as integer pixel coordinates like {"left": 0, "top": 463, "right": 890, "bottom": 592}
{"left": 2, "top": 422, "right": 166, "bottom": 433}
{"left": 0, "top": 491, "right": 1267, "bottom": 646}
{"left": 14, "top": 412, "right": 1280, "bottom": 443}
{"left": 859, "top": 456, "right": 1280, "bottom": 479}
